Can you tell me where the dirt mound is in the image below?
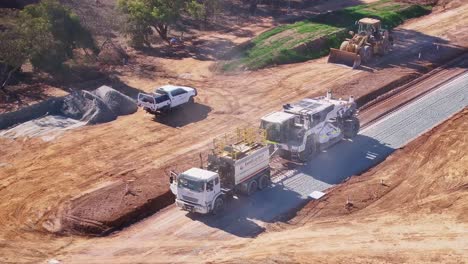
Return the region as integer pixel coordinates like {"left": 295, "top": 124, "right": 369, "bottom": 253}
{"left": 46, "top": 175, "right": 175, "bottom": 236}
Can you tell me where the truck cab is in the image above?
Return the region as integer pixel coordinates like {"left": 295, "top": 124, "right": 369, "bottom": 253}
{"left": 137, "top": 85, "right": 197, "bottom": 114}
{"left": 170, "top": 168, "right": 221, "bottom": 214}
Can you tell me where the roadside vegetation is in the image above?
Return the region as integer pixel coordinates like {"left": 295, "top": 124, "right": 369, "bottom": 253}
{"left": 222, "top": 0, "right": 432, "bottom": 71}
{"left": 0, "top": 0, "right": 96, "bottom": 93}
{"left": 117, "top": 0, "right": 222, "bottom": 47}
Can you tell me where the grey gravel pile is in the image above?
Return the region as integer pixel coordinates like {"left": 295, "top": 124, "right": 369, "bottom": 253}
{"left": 60, "top": 86, "right": 137, "bottom": 124}
{"left": 91, "top": 85, "right": 137, "bottom": 116}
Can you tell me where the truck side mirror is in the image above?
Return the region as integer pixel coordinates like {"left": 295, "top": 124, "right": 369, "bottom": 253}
{"left": 169, "top": 176, "right": 174, "bottom": 184}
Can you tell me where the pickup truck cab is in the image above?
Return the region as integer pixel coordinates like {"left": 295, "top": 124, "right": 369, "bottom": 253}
{"left": 137, "top": 85, "right": 197, "bottom": 114}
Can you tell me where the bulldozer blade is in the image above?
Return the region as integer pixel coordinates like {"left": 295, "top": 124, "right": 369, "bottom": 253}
{"left": 328, "top": 48, "right": 361, "bottom": 69}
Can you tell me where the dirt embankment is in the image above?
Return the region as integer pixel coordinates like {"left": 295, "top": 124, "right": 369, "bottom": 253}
{"left": 205, "top": 109, "right": 468, "bottom": 263}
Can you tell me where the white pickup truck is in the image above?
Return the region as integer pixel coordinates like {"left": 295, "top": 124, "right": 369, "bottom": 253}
{"left": 137, "top": 85, "right": 197, "bottom": 114}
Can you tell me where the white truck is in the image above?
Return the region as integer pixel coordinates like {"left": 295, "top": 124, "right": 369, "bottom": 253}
{"left": 137, "top": 85, "right": 197, "bottom": 115}
{"left": 260, "top": 91, "right": 359, "bottom": 162}
{"left": 170, "top": 133, "right": 271, "bottom": 215}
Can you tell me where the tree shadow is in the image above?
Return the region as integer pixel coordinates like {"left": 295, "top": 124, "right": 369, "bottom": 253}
{"left": 185, "top": 134, "right": 394, "bottom": 238}
{"left": 153, "top": 102, "right": 212, "bottom": 128}
{"left": 137, "top": 36, "right": 238, "bottom": 61}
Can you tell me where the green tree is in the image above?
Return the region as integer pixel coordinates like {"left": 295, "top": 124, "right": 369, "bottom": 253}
{"left": 0, "top": 30, "right": 28, "bottom": 92}
{"left": 0, "top": 0, "right": 97, "bottom": 92}
{"left": 118, "top": 0, "right": 185, "bottom": 46}
{"left": 18, "top": 0, "right": 97, "bottom": 72}
{"left": 187, "top": 0, "right": 221, "bottom": 24}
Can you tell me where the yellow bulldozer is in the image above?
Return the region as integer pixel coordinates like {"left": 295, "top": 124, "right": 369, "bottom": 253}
{"left": 328, "top": 18, "right": 393, "bottom": 69}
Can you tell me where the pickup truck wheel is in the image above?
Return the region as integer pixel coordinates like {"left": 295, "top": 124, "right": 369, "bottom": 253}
{"left": 258, "top": 175, "right": 270, "bottom": 190}
{"left": 247, "top": 180, "right": 258, "bottom": 196}
{"left": 212, "top": 196, "right": 224, "bottom": 215}
{"left": 188, "top": 97, "right": 194, "bottom": 104}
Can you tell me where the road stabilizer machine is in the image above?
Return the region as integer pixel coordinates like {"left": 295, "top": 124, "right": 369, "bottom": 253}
{"left": 260, "top": 91, "right": 359, "bottom": 162}
{"left": 170, "top": 128, "right": 271, "bottom": 215}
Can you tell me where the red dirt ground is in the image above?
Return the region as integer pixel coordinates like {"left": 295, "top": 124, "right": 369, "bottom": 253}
{"left": 0, "top": 2, "right": 467, "bottom": 263}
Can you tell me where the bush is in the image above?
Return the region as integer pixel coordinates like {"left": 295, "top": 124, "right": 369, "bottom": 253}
{"left": 18, "top": 0, "right": 97, "bottom": 72}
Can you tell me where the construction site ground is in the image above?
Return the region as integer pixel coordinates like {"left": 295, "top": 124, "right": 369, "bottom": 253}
{"left": 55, "top": 99, "right": 468, "bottom": 264}
{"left": 50, "top": 69, "right": 467, "bottom": 263}
{"left": 0, "top": 1, "right": 467, "bottom": 263}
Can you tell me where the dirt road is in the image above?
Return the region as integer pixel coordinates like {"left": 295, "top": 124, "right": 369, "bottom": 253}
{"left": 0, "top": 3, "right": 467, "bottom": 263}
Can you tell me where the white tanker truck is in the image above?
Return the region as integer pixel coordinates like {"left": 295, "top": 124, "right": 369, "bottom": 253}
{"left": 170, "top": 129, "right": 271, "bottom": 215}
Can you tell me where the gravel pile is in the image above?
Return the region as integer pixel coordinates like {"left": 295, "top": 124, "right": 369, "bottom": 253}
{"left": 92, "top": 85, "right": 137, "bottom": 116}
{"left": 60, "top": 86, "right": 137, "bottom": 124}
{"left": 0, "top": 86, "right": 137, "bottom": 140}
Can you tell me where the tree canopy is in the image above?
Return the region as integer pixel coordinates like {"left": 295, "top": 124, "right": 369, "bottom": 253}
{"left": 0, "top": 0, "right": 96, "bottom": 91}
{"left": 118, "top": 0, "right": 222, "bottom": 47}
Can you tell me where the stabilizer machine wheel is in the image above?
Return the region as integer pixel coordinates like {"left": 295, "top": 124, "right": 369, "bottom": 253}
{"left": 343, "top": 117, "right": 360, "bottom": 139}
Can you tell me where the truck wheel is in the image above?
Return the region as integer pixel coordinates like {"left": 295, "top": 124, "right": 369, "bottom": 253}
{"left": 258, "top": 175, "right": 270, "bottom": 190}
{"left": 188, "top": 97, "right": 194, "bottom": 104}
{"left": 343, "top": 117, "right": 360, "bottom": 139}
{"left": 247, "top": 180, "right": 258, "bottom": 196}
{"left": 212, "top": 196, "right": 224, "bottom": 215}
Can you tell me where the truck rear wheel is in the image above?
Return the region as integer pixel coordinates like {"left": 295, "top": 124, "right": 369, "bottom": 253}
{"left": 188, "top": 97, "right": 194, "bottom": 104}
{"left": 211, "top": 196, "right": 224, "bottom": 215}
{"left": 247, "top": 180, "right": 258, "bottom": 196}
{"left": 258, "top": 175, "right": 270, "bottom": 190}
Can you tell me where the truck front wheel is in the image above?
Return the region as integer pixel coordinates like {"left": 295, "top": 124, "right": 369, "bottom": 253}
{"left": 212, "top": 196, "right": 224, "bottom": 215}
{"left": 343, "top": 117, "right": 360, "bottom": 139}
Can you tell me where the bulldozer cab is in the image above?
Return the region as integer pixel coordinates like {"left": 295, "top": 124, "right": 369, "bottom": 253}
{"left": 358, "top": 18, "right": 381, "bottom": 35}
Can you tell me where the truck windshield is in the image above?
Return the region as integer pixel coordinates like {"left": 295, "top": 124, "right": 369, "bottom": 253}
{"left": 177, "top": 174, "right": 204, "bottom": 192}
{"left": 261, "top": 120, "right": 282, "bottom": 143}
